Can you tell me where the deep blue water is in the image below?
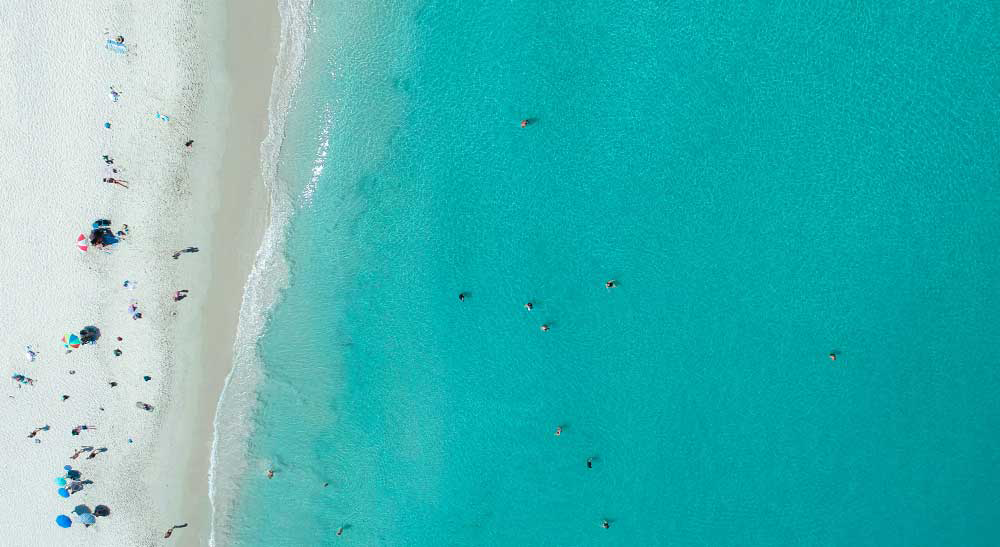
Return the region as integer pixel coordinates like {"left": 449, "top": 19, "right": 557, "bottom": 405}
{"left": 226, "top": 2, "right": 1000, "bottom": 545}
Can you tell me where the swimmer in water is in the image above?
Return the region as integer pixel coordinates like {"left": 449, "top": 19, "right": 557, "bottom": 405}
{"left": 605, "top": 280, "right": 617, "bottom": 289}
{"left": 540, "top": 324, "right": 550, "bottom": 332}
{"left": 555, "top": 426, "right": 562, "bottom": 436}
{"left": 520, "top": 119, "right": 529, "bottom": 128}
{"left": 267, "top": 469, "right": 274, "bottom": 479}
{"left": 602, "top": 520, "right": 610, "bottom": 529}
{"left": 336, "top": 526, "right": 344, "bottom": 537}
{"left": 587, "top": 458, "right": 593, "bottom": 468}
{"left": 458, "top": 292, "right": 466, "bottom": 302}
{"left": 829, "top": 352, "right": 837, "bottom": 361}
{"left": 524, "top": 302, "right": 533, "bottom": 311}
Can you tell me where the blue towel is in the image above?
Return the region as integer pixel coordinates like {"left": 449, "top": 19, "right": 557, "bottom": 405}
{"left": 105, "top": 40, "right": 127, "bottom": 54}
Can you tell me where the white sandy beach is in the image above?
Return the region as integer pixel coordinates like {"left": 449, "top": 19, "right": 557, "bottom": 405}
{"left": 0, "top": 1, "right": 275, "bottom": 545}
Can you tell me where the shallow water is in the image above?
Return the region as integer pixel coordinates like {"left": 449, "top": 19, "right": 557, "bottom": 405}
{"left": 226, "top": 2, "right": 1000, "bottom": 545}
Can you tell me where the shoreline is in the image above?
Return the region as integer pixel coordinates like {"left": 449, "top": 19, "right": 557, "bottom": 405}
{"left": 149, "top": 0, "right": 279, "bottom": 545}
{"left": 0, "top": 0, "right": 281, "bottom": 544}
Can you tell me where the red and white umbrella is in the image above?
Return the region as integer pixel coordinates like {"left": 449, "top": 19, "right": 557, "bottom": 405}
{"left": 76, "top": 234, "right": 88, "bottom": 253}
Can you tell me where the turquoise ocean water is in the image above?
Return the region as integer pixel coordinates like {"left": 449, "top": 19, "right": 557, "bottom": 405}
{"left": 221, "top": 2, "right": 1000, "bottom": 545}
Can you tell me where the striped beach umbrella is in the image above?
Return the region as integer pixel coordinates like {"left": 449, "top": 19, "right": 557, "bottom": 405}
{"left": 62, "top": 333, "right": 81, "bottom": 349}
{"left": 75, "top": 234, "right": 88, "bottom": 253}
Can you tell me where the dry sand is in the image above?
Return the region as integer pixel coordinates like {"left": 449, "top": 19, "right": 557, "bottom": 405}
{"left": 0, "top": 0, "right": 277, "bottom": 544}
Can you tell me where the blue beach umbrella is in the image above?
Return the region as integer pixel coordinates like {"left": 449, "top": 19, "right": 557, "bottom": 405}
{"left": 63, "top": 465, "right": 72, "bottom": 471}
{"left": 57, "top": 488, "right": 69, "bottom": 498}
{"left": 79, "top": 513, "right": 96, "bottom": 525}
{"left": 55, "top": 515, "right": 72, "bottom": 528}
{"left": 54, "top": 477, "right": 67, "bottom": 486}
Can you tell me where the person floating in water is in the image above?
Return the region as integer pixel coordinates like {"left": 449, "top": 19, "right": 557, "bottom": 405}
{"left": 555, "top": 426, "right": 562, "bottom": 436}
{"left": 520, "top": 119, "right": 529, "bottom": 128}
{"left": 540, "top": 324, "right": 550, "bottom": 332}
{"left": 336, "top": 526, "right": 344, "bottom": 537}
{"left": 605, "top": 279, "right": 617, "bottom": 289}
{"left": 587, "top": 458, "right": 593, "bottom": 468}
{"left": 524, "top": 302, "right": 533, "bottom": 311}
{"left": 829, "top": 351, "right": 838, "bottom": 361}
{"left": 267, "top": 469, "right": 274, "bottom": 479}
{"left": 602, "top": 520, "right": 610, "bottom": 529}
{"left": 458, "top": 292, "right": 466, "bottom": 302}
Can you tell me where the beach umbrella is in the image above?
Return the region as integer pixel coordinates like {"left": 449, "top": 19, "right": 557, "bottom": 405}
{"left": 94, "top": 505, "right": 110, "bottom": 517}
{"left": 75, "top": 234, "right": 88, "bottom": 253}
{"left": 63, "top": 465, "right": 72, "bottom": 471}
{"left": 62, "top": 334, "right": 81, "bottom": 349}
{"left": 55, "top": 515, "right": 72, "bottom": 528}
{"left": 54, "top": 477, "right": 66, "bottom": 486}
{"left": 79, "top": 513, "right": 96, "bottom": 525}
{"left": 57, "top": 488, "right": 69, "bottom": 498}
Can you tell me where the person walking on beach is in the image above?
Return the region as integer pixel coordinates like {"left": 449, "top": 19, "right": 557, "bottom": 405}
{"left": 104, "top": 177, "right": 128, "bottom": 188}
{"left": 27, "top": 425, "right": 48, "bottom": 438}
{"left": 164, "top": 523, "right": 188, "bottom": 539}
{"left": 172, "top": 247, "right": 199, "bottom": 259}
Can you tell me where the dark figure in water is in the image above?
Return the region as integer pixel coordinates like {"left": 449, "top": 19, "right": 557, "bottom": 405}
{"left": 458, "top": 293, "right": 466, "bottom": 302}
{"left": 602, "top": 520, "right": 610, "bottom": 529}
{"left": 587, "top": 458, "right": 593, "bottom": 469}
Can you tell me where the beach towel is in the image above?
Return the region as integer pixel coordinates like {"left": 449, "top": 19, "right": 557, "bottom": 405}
{"left": 105, "top": 40, "right": 127, "bottom": 54}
